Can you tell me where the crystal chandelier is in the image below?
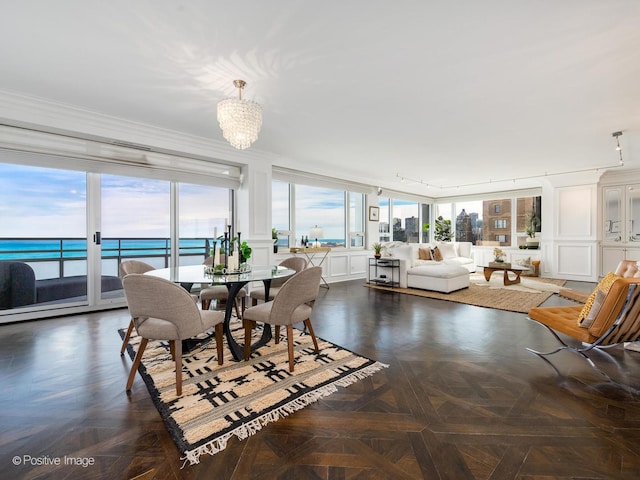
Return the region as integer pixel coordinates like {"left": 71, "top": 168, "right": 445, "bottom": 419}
{"left": 217, "top": 80, "right": 262, "bottom": 150}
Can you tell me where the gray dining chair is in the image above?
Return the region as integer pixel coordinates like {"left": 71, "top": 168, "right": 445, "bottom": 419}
{"left": 200, "top": 256, "right": 247, "bottom": 316}
{"left": 122, "top": 274, "right": 224, "bottom": 396}
{"left": 242, "top": 266, "right": 322, "bottom": 372}
{"left": 249, "top": 256, "right": 307, "bottom": 306}
{"left": 119, "top": 260, "right": 155, "bottom": 355}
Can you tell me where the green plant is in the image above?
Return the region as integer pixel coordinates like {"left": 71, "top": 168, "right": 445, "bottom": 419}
{"left": 240, "top": 241, "right": 252, "bottom": 261}
{"left": 272, "top": 228, "right": 278, "bottom": 243}
{"left": 433, "top": 216, "right": 453, "bottom": 242}
{"left": 525, "top": 212, "right": 540, "bottom": 238}
{"left": 371, "top": 242, "right": 383, "bottom": 255}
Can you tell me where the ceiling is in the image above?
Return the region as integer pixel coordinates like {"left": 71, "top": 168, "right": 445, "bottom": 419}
{"left": 1, "top": 1, "right": 639, "bottom": 197}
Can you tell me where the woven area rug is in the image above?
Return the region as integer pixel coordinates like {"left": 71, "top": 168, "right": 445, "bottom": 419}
{"left": 365, "top": 274, "right": 566, "bottom": 313}
{"left": 121, "top": 323, "right": 388, "bottom": 466}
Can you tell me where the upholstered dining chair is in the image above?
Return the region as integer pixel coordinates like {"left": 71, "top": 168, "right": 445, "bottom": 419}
{"left": 119, "top": 260, "right": 155, "bottom": 355}
{"left": 122, "top": 274, "right": 224, "bottom": 396}
{"left": 242, "top": 266, "right": 322, "bottom": 372}
{"left": 249, "top": 256, "right": 308, "bottom": 306}
{"left": 199, "top": 256, "right": 247, "bottom": 316}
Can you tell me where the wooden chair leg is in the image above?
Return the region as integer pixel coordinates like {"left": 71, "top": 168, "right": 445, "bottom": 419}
{"left": 120, "top": 319, "right": 134, "bottom": 355}
{"left": 275, "top": 325, "right": 281, "bottom": 344}
{"left": 251, "top": 298, "right": 258, "bottom": 307}
{"left": 169, "top": 339, "right": 175, "bottom": 361}
{"left": 201, "top": 298, "right": 211, "bottom": 310}
{"left": 286, "top": 324, "right": 295, "bottom": 372}
{"left": 215, "top": 323, "right": 224, "bottom": 365}
{"left": 303, "top": 319, "right": 320, "bottom": 353}
{"left": 174, "top": 340, "right": 182, "bottom": 396}
{"left": 243, "top": 319, "right": 256, "bottom": 361}
{"left": 234, "top": 299, "right": 241, "bottom": 318}
{"left": 126, "top": 337, "right": 148, "bottom": 391}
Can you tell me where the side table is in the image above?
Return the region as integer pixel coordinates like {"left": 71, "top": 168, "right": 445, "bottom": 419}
{"left": 368, "top": 257, "right": 400, "bottom": 287}
{"left": 289, "top": 247, "right": 331, "bottom": 288}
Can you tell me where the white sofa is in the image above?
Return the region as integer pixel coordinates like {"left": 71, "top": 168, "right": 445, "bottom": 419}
{"left": 378, "top": 241, "right": 475, "bottom": 292}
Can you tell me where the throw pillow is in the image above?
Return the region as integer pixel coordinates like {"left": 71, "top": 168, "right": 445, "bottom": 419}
{"left": 578, "top": 272, "right": 620, "bottom": 323}
{"left": 437, "top": 242, "right": 457, "bottom": 259}
{"left": 418, "top": 247, "right": 432, "bottom": 260}
{"left": 432, "top": 246, "right": 443, "bottom": 262}
{"left": 580, "top": 289, "right": 606, "bottom": 328}
{"left": 388, "top": 244, "right": 414, "bottom": 265}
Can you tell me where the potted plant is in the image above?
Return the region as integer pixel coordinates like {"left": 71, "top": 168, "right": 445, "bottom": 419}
{"left": 525, "top": 212, "right": 540, "bottom": 249}
{"left": 240, "top": 241, "right": 252, "bottom": 264}
{"left": 371, "top": 242, "right": 383, "bottom": 259}
{"left": 272, "top": 228, "right": 279, "bottom": 253}
{"left": 432, "top": 216, "right": 453, "bottom": 242}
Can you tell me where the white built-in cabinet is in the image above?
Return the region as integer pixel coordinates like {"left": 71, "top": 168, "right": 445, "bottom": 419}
{"left": 601, "top": 184, "right": 640, "bottom": 273}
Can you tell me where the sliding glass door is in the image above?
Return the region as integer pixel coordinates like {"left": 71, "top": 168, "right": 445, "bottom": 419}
{"left": 100, "top": 174, "right": 171, "bottom": 301}
{"left": 0, "top": 160, "right": 233, "bottom": 320}
{"left": 0, "top": 163, "right": 89, "bottom": 312}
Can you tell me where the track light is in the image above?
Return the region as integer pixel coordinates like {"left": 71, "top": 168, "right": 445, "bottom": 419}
{"left": 612, "top": 131, "right": 624, "bottom": 166}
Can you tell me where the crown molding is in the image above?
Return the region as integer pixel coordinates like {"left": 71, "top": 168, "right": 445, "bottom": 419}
{"left": 0, "top": 89, "right": 277, "bottom": 167}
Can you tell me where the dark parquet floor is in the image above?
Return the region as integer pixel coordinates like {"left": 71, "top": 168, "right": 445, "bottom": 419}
{"left": 2, "top": 279, "right": 640, "bottom": 479}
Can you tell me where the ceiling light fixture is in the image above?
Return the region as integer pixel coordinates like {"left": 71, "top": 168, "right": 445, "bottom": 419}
{"left": 217, "top": 80, "right": 262, "bottom": 150}
{"left": 612, "top": 131, "right": 624, "bottom": 166}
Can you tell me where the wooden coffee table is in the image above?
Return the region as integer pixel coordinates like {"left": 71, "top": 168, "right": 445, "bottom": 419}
{"left": 483, "top": 264, "right": 530, "bottom": 286}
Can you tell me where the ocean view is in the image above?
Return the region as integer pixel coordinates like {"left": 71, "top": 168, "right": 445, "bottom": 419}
{"left": 0, "top": 238, "right": 208, "bottom": 261}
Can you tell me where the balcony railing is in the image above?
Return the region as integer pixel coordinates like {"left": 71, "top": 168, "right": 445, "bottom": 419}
{"left": 0, "top": 237, "right": 209, "bottom": 279}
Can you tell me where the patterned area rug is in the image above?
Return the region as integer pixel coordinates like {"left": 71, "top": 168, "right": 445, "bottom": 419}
{"left": 365, "top": 275, "right": 566, "bottom": 313}
{"left": 121, "top": 322, "right": 388, "bottom": 466}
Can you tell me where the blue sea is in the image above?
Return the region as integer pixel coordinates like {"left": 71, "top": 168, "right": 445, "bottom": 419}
{"left": 0, "top": 238, "right": 207, "bottom": 260}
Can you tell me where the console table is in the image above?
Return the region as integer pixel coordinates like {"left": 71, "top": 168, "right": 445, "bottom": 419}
{"left": 289, "top": 247, "right": 331, "bottom": 288}
{"left": 368, "top": 257, "right": 400, "bottom": 287}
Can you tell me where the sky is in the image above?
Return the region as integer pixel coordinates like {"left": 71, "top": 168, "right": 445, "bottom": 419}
{"left": 0, "top": 163, "right": 229, "bottom": 238}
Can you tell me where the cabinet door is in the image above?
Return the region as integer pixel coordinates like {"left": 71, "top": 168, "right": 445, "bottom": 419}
{"left": 602, "top": 247, "right": 626, "bottom": 274}
{"left": 603, "top": 187, "right": 623, "bottom": 242}
{"left": 628, "top": 185, "right": 640, "bottom": 242}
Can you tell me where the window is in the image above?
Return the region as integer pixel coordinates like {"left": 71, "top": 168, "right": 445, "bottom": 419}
{"left": 1, "top": 162, "right": 234, "bottom": 316}
{"left": 483, "top": 199, "right": 511, "bottom": 246}
{"left": 272, "top": 180, "right": 291, "bottom": 247}
{"left": 494, "top": 219, "right": 507, "bottom": 229}
{"left": 378, "top": 197, "right": 390, "bottom": 242}
{"left": 378, "top": 197, "right": 429, "bottom": 243}
{"left": 178, "top": 183, "right": 230, "bottom": 266}
{"left": 274, "top": 180, "right": 365, "bottom": 249}
{"left": 392, "top": 199, "right": 419, "bottom": 243}
{"left": 349, "top": 192, "right": 365, "bottom": 247}
{"left": 436, "top": 193, "right": 541, "bottom": 247}
{"left": 295, "top": 185, "right": 344, "bottom": 247}
{"left": 454, "top": 201, "right": 482, "bottom": 243}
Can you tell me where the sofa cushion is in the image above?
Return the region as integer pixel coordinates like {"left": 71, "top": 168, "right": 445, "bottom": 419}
{"left": 385, "top": 244, "right": 414, "bottom": 265}
{"left": 409, "top": 264, "right": 469, "bottom": 279}
{"left": 443, "top": 257, "right": 474, "bottom": 268}
{"left": 432, "top": 246, "right": 443, "bottom": 261}
{"left": 436, "top": 242, "right": 457, "bottom": 259}
{"left": 418, "top": 247, "right": 432, "bottom": 260}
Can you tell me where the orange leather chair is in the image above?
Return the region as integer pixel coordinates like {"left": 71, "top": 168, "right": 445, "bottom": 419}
{"left": 527, "top": 277, "right": 640, "bottom": 370}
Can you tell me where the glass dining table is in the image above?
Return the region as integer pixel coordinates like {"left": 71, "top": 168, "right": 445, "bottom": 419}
{"left": 146, "top": 264, "right": 295, "bottom": 360}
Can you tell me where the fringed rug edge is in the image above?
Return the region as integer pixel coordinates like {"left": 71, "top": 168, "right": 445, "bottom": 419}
{"left": 180, "top": 360, "right": 389, "bottom": 467}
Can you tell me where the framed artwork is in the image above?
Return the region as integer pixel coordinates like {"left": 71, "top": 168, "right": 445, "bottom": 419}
{"left": 369, "top": 206, "right": 379, "bottom": 221}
